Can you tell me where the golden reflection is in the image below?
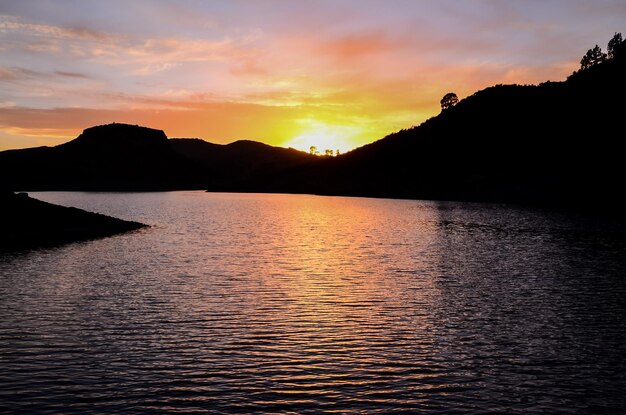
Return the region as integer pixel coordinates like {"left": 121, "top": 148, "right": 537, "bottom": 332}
{"left": 252, "top": 195, "right": 443, "bottom": 340}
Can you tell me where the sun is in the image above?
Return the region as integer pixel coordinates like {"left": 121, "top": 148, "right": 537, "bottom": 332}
{"left": 285, "top": 132, "right": 341, "bottom": 154}
{"left": 281, "top": 121, "right": 363, "bottom": 154}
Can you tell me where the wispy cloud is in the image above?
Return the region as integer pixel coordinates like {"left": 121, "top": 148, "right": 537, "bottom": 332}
{"left": 54, "top": 70, "right": 90, "bottom": 79}
{"left": 0, "top": 66, "right": 40, "bottom": 81}
{"left": 0, "top": 15, "right": 113, "bottom": 41}
{"left": 1, "top": 14, "right": 262, "bottom": 74}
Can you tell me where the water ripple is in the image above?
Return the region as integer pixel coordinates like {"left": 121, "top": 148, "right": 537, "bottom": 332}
{"left": 1, "top": 192, "right": 625, "bottom": 414}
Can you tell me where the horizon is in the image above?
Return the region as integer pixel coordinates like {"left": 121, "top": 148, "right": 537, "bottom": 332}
{"left": 1, "top": 1, "right": 625, "bottom": 152}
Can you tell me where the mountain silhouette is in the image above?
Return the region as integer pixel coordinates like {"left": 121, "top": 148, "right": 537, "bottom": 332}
{"left": 0, "top": 123, "right": 315, "bottom": 191}
{"left": 0, "top": 191, "right": 145, "bottom": 252}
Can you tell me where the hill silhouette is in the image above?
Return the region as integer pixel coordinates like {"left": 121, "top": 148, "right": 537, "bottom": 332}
{"left": 0, "top": 123, "right": 315, "bottom": 191}
{"left": 170, "top": 139, "right": 316, "bottom": 190}
{"left": 231, "top": 40, "right": 626, "bottom": 210}
{"left": 0, "top": 123, "right": 204, "bottom": 190}
{"left": 0, "top": 191, "right": 146, "bottom": 252}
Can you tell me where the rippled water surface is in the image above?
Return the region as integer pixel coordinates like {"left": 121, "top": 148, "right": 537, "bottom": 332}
{"left": 1, "top": 191, "right": 626, "bottom": 414}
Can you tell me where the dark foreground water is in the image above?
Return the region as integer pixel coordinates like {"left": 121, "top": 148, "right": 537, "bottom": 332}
{"left": 1, "top": 192, "right": 625, "bottom": 414}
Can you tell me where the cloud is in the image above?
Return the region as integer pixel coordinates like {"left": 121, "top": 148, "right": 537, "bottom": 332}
{"left": 0, "top": 66, "right": 33, "bottom": 81}
{"left": 1, "top": 13, "right": 262, "bottom": 74}
{"left": 54, "top": 70, "right": 90, "bottom": 78}
{"left": 229, "top": 57, "right": 268, "bottom": 77}
{"left": 0, "top": 65, "right": 98, "bottom": 108}
{"left": 0, "top": 14, "right": 113, "bottom": 41}
{"left": 316, "top": 31, "right": 410, "bottom": 61}
{"left": 0, "top": 66, "right": 92, "bottom": 82}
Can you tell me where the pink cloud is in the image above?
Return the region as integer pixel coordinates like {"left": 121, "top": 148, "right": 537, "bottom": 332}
{"left": 0, "top": 14, "right": 114, "bottom": 41}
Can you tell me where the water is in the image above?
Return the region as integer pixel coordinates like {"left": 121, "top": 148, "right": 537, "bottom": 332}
{"left": 1, "top": 191, "right": 625, "bottom": 414}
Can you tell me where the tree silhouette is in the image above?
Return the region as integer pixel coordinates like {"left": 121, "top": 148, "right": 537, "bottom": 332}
{"left": 608, "top": 32, "right": 624, "bottom": 59}
{"left": 309, "top": 146, "right": 317, "bottom": 155}
{"left": 440, "top": 92, "right": 458, "bottom": 111}
{"left": 324, "top": 149, "right": 334, "bottom": 157}
{"left": 580, "top": 45, "right": 607, "bottom": 70}
{"left": 335, "top": 149, "right": 341, "bottom": 157}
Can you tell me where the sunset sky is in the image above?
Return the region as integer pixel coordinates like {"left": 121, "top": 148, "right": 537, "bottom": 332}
{"left": 1, "top": 1, "right": 624, "bottom": 152}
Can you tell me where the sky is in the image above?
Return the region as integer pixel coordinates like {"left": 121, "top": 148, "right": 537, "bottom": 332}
{"left": 1, "top": 1, "right": 625, "bottom": 152}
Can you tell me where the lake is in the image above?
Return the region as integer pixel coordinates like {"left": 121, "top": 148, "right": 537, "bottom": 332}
{"left": 1, "top": 191, "right": 625, "bottom": 414}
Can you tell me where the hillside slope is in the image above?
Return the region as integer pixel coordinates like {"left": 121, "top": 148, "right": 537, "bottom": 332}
{"left": 239, "top": 51, "right": 625, "bottom": 209}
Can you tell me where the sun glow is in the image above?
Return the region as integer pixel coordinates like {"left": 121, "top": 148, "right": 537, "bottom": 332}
{"left": 281, "top": 121, "right": 363, "bottom": 154}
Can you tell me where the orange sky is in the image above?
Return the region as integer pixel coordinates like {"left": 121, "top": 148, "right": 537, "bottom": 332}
{"left": 1, "top": 1, "right": 624, "bottom": 152}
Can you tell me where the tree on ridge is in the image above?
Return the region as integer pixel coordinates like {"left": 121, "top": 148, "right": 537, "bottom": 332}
{"left": 580, "top": 44, "right": 607, "bottom": 70}
{"left": 608, "top": 32, "right": 624, "bottom": 59}
{"left": 440, "top": 92, "right": 458, "bottom": 111}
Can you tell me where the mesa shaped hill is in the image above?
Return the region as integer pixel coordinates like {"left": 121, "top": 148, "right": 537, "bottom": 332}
{"left": 0, "top": 123, "right": 315, "bottom": 191}
{"left": 0, "top": 123, "right": 207, "bottom": 190}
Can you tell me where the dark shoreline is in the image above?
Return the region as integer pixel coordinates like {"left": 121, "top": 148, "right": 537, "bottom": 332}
{"left": 0, "top": 192, "right": 147, "bottom": 253}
